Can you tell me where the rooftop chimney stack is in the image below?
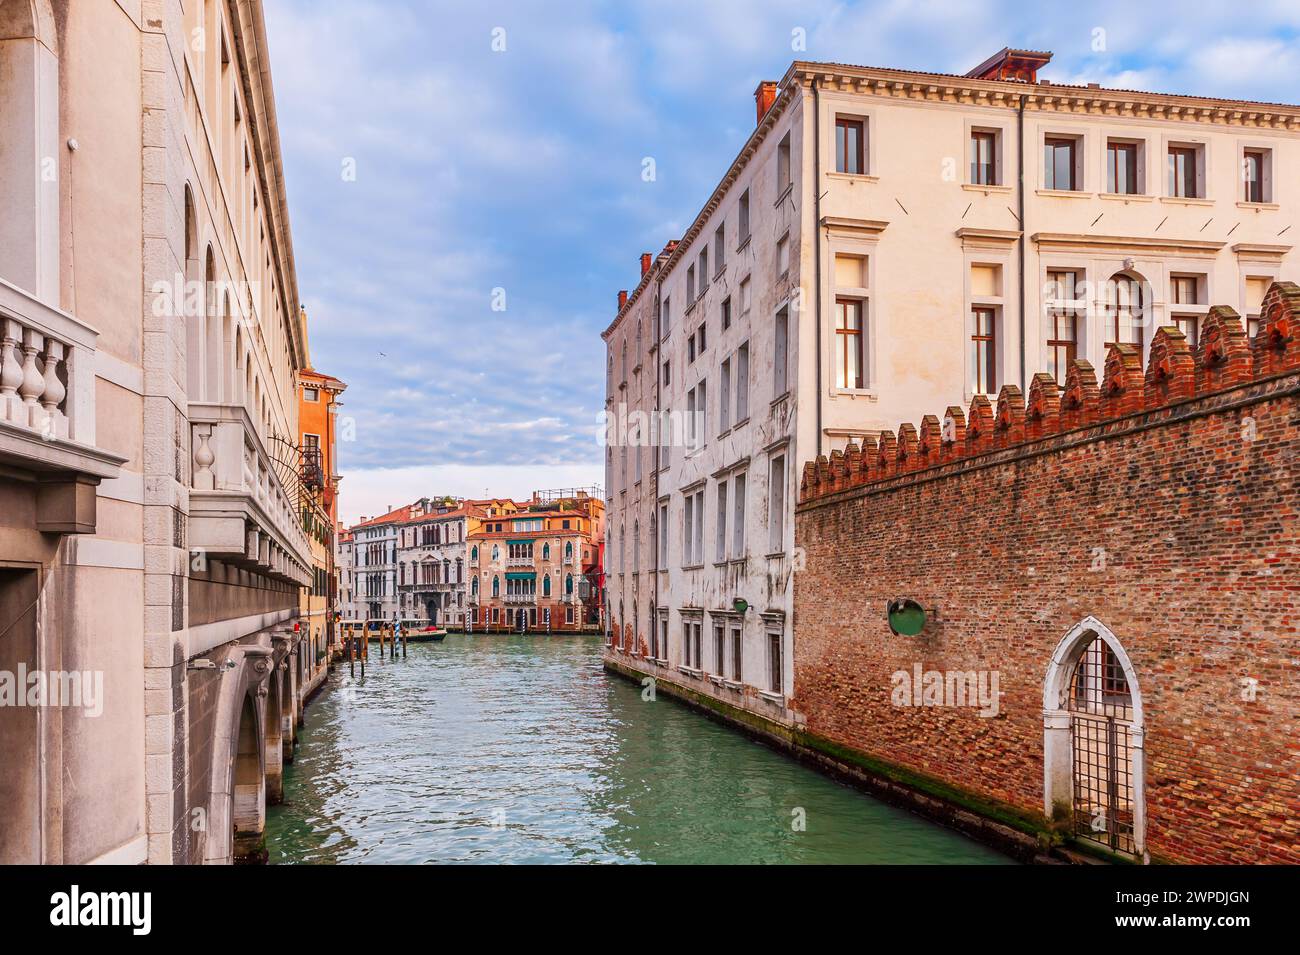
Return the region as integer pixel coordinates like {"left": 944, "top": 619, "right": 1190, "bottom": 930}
{"left": 640, "top": 252, "right": 652, "bottom": 276}
{"left": 618, "top": 290, "right": 628, "bottom": 310}
{"left": 754, "top": 80, "right": 778, "bottom": 125}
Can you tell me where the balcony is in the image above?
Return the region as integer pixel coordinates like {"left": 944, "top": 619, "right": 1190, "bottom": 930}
{"left": 506, "top": 555, "right": 534, "bottom": 568}
{"left": 189, "top": 401, "right": 312, "bottom": 586}
{"left": 504, "top": 592, "right": 536, "bottom": 604}
{"left": 0, "top": 278, "right": 124, "bottom": 531}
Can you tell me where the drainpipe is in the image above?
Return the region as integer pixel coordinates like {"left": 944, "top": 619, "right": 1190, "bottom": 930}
{"left": 813, "top": 78, "right": 824, "bottom": 455}
{"left": 1017, "top": 93, "right": 1027, "bottom": 391}
{"left": 651, "top": 275, "right": 662, "bottom": 644}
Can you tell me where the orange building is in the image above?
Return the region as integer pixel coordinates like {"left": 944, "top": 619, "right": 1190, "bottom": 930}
{"left": 295, "top": 338, "right": 347, "bottom": 674}
{"left": 467, "top": 488, "right": 605, "bottom": 633}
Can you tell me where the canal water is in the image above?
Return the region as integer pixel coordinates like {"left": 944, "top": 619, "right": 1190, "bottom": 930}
{"left": 266, "top": 634, "right": 1010, "bottom": 864}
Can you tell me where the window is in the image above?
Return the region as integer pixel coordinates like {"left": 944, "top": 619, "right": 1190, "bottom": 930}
{"left": 768, "top": 455, "right": 785, "bottom": 554}
{"left": 731, "top": 470, "right": 746, "bottom": 557}
{"left": 1170, "top": 274, "right": 1203, "bottom": 349}
{"left": 836, "top": 117, "right": 865, "bottom": 175}
{"left": 776, "top": 132, "right": 791, "bottom": 196}
{"left": 1243, "top": 148, "right": 1270, "bottom": 203}
{"left": 687, "top": 335, "right": 696, "bottom": 364}
{"left": 713, "top": 621, "right": 726, "bottom": 676}
{"left": 715, "top": 479, "right": 728, "bottom": 562}
{"left": 658, "top": 501, "right": 668, "bottom": 563}
{"left": 719, "top": 358, "right": 731, "bottom": 432}
{"left": 773, "top": 308, "right": 789, "bottom": 396}
{"left": 1044, "top": 137, "right": 1078, "bottom": 191}
{"left": 721, "top": 296, "right": 732, "bottom": 331}
{"left": 1106, "top": 274, "right": 1145, "bottom": 353}
{"left": 738, "top": 190, "right": 750, "bottom": 244}
{"left": 1168, "top": 145, "right": 1200, "bottom": 198}
{"left": 767, "top": 628, "right": 783, "bottom": 693}
{"left": 835, "top": 299, "right": 864, "bottom": 389}
{"left": 698, "top": 249, "right": 709, "bottom": 296}
{"left": 682, "top": 620, "right": 702, "bottom": 669}
{"left": 1107, "top": 140, "right": 1139, "bottom": 195}
{"left": 682, "top": 489, "right": 704, "bottom": 565}
{"left": 730, "top": 625, "right": 743, "bottom": 681}
{"left": 739, "top": 276, "right": 752, "bottom": 315}
{"left": 776, "top": 234, "right": 789, "bottom": 278}
{"left": 1245, "top": 276, "right": 1272, "bottom": 339}
{"left": 687, "top": 264, "right": 696, "bottom": 304}
{"left": 303, "top": 386, "right": 319, "bottom": 402}
{"left": 970, "top": 306, "right": 997, "bottom": 395}
{"left": 697, "top": 323, "right": 707, "bottom": 355}
{"left": 662, "top": 360, "right": 670, "bottom": 387}
{"left": 735, "top": 342, "right": 749, "bottom": 421}
{"left": 660, "top": 296, "right": 670, "bottom": 339}
{"left": 971, "top": 129, "right": 997, "bottom": 185}
{"left": 1045, "top": 269, "right": 1081, "bottom": 386}
{"left": 713, "top": 224, "right": 725, "bottom": 274}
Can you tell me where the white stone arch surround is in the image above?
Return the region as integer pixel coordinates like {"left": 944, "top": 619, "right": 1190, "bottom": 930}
{"left": 1042, "top": 615, "right": 1147, "bottom": 861}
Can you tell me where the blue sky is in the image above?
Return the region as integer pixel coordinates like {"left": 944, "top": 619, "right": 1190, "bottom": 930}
{"left": 263, "top": 0, "right": 1300, "bottom": 523}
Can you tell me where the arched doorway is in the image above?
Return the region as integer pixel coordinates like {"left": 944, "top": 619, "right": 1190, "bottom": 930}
{"left": 231, "top": 691, "right": 265, "bottom": 860}
{"left": 1043, "top": 617, "right": 1145, "bottom": 859}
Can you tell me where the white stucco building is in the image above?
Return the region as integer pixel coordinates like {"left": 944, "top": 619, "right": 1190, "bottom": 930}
{"left": 602, "top": 47, "right": 1300, "bottom": 725}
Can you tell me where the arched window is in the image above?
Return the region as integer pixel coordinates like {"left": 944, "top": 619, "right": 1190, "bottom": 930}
{"left": 492, "top": 544, "right": 500, "bottom": 562}
{"left": 542, "top": 575, "right": 551, "bottom": 597}
{"left": 471, "top": 545, "right": 478, "bottom": 561}
{"left": 1105, "top": 272, "right": 1147, "bottom": 354}
{"left": 542, "top": 542, "right": 550, "bottom": 561}
{"left": 491, "top": 576, "right": 499, "bottom": 598}
{"left": 471, "top": 576, "right": 479, "bottom": 596}
{"left": 565, "top": 573, "right": 574, "bottom": 595}
{"left": 565, "top": 541, "right": 573, "bottom": 561}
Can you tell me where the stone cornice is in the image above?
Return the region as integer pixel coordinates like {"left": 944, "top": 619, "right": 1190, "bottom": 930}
{"left": 785, "top": 61, "right": 1300, "bottom": 130}
{"left": 1031, "top": 232, "right": 1225, "bottom": 257}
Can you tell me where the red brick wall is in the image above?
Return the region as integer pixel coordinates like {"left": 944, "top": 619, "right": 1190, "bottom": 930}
{"left": 794, "top": 288, "right": 1300, "bottom": 864}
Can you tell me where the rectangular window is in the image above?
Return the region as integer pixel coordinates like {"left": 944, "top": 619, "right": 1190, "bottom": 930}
{"left": 732, "top": 471, "right": 746, "bottom": 557}
{"left": 683, "top": 494, "right": 694, "bottom": 567}
{"left": 657, "top": 615, "right": 667, "bottom": 659}
{"left": 773, "top": 308, "right": 789, "bottom": 396}
{"left": 730, "top": 625, "right": 743, "bottom": 682}
{"left": 658, "top": 502, "right": 668, "bottom": 562}
{"left": 736, "top": 342, "right": 749, "bottom": 421}
{"left": 721, "top": 296, "right": 732, "bottom": 331}
{"left": 738, "top": 190, "right": 750, "bottom": 243}
{"left": 660, "top": 296, "right": 670, "bottom": 339}
{"left": 970, "top": 306, "right": 996, "bottom": 395}
{"left": 693, "top": 489, "right": 704, "bottom": 564}
{"left": 719, "top": 358, "right": 731, "bottom": 432}
{"left": 1245, "top": 276, "right": 1271, "bottom": 339}
{"left": 1243, "top": 149, "right": 1268, "bottom": 203}
{"left": 698, "top": 249, "right": 709, "bottom": 296}
{"left": 687, "top": 264, "right": 696, "bottom": 304}
{"left": 768, "top": 455, "right": 785, "bottom": 554}
{"left": 836, "top": 117, "right": 865, "bottom": 175}
{"left": 971, "top": 130, "right": 996, "bottom": 185}
{"left": 767, "top": 629, "right": 782, "bottom": 693}
{"left": 713, "top": 622, "right": 726, "bottom": 676}
{"left": 662, "top": 360, "right": 670, "bottom": 387}
{"left": 777, "top": 234, "right": 789, "bottom": 277}
{"left": 777, "top": 132, "right": 791, "bottom": 195}
{"left": 1106, "top": 275, "right": 1145, "bottom": 353}
{"left": 1044, "top": 137, "right": 1078, "bottom": 191}
{"left": 303, "top": 386, "right": 319, "bottom": 402}
{"left": 697, "top": 323, "right": 707, "bottom": 355}
{"left": 1168, "top": 145, "right": 1200, "bottom": 198}
{"left": 713, "top": 224, "right": 725, "bottom": 274}
{"left": 1107, "top": 141, "right": 1139, "bottom": 195}
{"left": 835, "top": 298, "right": 864, "bottom": 389}
{"left": 715, "top": 479, "right": 728, "bottom": 562}
{"left": 1046, "top": 269, "right": 1081, "bottom": 385}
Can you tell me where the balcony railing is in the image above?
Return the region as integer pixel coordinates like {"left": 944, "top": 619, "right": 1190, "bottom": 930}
{"left": 506, "top": 555, "right": 534, "bottom": 567}
{"left": 0, "top": 278, "right": 124, "bottom": 531}
{"left": 189, "top": 401, "right": 312, "bottom": 586}
{"left": 504, "top": 592, "right": 536, "bottom": 604}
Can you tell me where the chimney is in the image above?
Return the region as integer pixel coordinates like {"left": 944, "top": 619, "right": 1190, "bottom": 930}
{"left": 754, "top": 81, "right": 778, "bottom": 125}
{"left": 640, "top": 252, "right": 652, "bottom": 277}
{"left": 618, "top": 290, "right": 628, "bottom": 310}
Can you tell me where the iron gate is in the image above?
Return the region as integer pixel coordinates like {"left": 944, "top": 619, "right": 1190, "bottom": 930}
{"left": 1068, "top": 638, "right": 1135, "bottom": 854}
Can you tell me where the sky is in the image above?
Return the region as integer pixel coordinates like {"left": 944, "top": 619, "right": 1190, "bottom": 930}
{"left": 262, "top": 0, "right": 1300, "bottom": 524}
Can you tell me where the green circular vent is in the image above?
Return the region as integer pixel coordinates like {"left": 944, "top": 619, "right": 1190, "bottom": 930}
{"left": 886, "top": 599, "right": 927, "bottom": 636}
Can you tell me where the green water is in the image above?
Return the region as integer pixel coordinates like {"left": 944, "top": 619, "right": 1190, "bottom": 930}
{"left": 265, "top": 634, "right": 1010, "bottom": 864}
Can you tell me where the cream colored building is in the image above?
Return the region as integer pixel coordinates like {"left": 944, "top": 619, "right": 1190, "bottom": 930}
{"left": 1, "top": 0, "right": 317, "bottom": 864}
{"left": 602, "top": 48, "right": 1299, "bottom": 725}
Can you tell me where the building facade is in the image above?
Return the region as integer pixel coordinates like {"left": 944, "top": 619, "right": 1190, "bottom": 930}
{"left": 296, "top": 356, "right": 346, "bottom": 680}
{"left": 793, "top": 288, "right": 1300, "bottom": 864}
{"left": 396, "top": 497, "right": 484, "bottom": 628}
{"left": 348, "top": 504, "right": 407, "bottom": 622}
{"left": 467, "top": 489, "right": 604, "bottom": 632}
{"left": 602, "top": 47, "right": 1300, "bottom": 730}
{"left": 0, "top": 0, "right": 324, "bottom": 864}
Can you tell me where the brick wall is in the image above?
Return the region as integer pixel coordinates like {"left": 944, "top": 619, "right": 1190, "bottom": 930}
{"left": 794, "top": 284, "right": 1300, "bottom": 864}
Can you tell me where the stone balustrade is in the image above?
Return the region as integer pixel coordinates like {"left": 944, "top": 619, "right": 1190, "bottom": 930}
{"left": 189, "top": 400, "right": 312, "bottom": 586}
